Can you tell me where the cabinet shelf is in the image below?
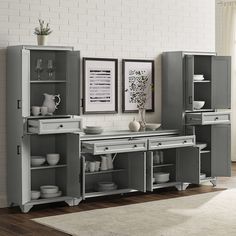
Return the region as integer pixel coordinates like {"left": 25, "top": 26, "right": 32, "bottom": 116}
{"left": 200, "top": 177, "right": 216, "bottom": 183}
{"left": 31, "top": 164, "right": 67, "bottom": 170}
{"left": 152, "top": 182, "right": 180, "bottom": 189}
{"left": 194, "top": 80, "right": 211, "bottom": 83}
{"left": 85, "top": 188, "right": 135, "bottom": 198}
{"left": 153, "top": 163, "right": 175, "bottom": 168}
{"left": 85, "top": 169, "right": 125, "bottom": 175}
{"left": 200, "top": 150, "right": 211, "bottom": 154}
{"left": 30, "top": 80, "right": 67, "bottom": 84}
{"left": 27, "top": 196, "right": 72, "bottom": 205}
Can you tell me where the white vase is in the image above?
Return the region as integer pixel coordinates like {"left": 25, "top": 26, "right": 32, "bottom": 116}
{"left": 37, "top": 35, "right": 48, "bottom": 46}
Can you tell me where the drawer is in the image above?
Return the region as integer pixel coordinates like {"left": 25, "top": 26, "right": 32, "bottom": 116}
{"left": 148, "top": 135, "right": 195, "bottom": 150}
{"left": 186, "top": 112, "right": 231, "bottom": 125}
{"left": 82, "top": 139, "right": 147, "bottom": 155}
{"left": 28, "top": 117, "right": 82, "bottom": 134}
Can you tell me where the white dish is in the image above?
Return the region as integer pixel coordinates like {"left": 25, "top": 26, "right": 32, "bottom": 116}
{"left": 154, "top": 172, "right": 170, "bottom": 183}
{"left": 31, "top": 156, "right": 46, "bottom": 167}
{"left": 193, "top": 74, "right": 204, "bottom": 81}
{"left": 31, "top": 190, "right": 40, "bottom": 200}
{"left": 196, "top": 142, "right": 207, "bottom": 150}
{"left": 146, "top": 123, "right": 161, "bottom": 131}
{"left": 98, "top": 182, "right": 116, "bottom": 188}
{"left": 84, "top": 128, "right": 103, "bottom": 134}
{"left": 41, "top": 191, "right": 62, "bottom": 199}
{"left": 40, "top": 185, "right": 59, "bottom": 194}
{"left": 193, "top": 101, "right": 205, "bottom": 110}
{"left": 46, "top": 153, "right": 60, "bottom": 166}
{"left": 86, "top": 126, "right": 102, "bottom": 129}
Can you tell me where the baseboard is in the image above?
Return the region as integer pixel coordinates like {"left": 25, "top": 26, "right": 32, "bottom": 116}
{"left": 0, "top": 195, "right": 7, "bottom": 208}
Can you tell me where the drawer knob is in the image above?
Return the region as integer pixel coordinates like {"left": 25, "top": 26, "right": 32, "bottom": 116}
{"left": 133, "top": 144, "right": 138, "bottom": 148}
{"left": 157, "top": 143, "right": 162, "bottom": 146}
{"left": 183, "top": 140, "right": 187, "bottom": 144}
{"left": 59, "top": 124, "right": 64, "bottom": 128}
{"left": 215, "top": 117, "right": 219, "bottom": 121}
{"left": 105, "top": 147, "right": 109, "bottom": 150}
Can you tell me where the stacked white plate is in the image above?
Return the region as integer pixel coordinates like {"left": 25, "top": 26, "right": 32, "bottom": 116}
{"left": 153, "top": 172, "right": 170, "bottom": 183}
{"left": 40, "top": 185, "right": 62, "bottom": 198}
{"left": 84, "top": 126, "right": 103, "bottom": 135}
{"left": 193, "top": 74, "right": 204, "bottom": 81}
{"left": 97, "top": 182, "right": 117, "bottom": 192}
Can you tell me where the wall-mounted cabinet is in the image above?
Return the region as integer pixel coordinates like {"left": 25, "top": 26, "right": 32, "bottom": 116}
{"left": 7, "top": 45, "right": 81, "bottom": 213}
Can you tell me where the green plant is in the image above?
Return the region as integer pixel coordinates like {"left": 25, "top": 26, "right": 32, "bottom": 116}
{"left": 34, "top": 19, "right": 52, "bottom": 36}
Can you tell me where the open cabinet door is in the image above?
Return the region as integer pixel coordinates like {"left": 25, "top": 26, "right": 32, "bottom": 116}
{"left": 66, "top": 133, "right": 81, "bottom": 198}
{"left": 211, "top": 125, "right": 231, "bottom": 177}
{"left": 146, "top": 152, "right": 153, "bottom": 192}
{"left": 66, "top": 51, "right": 80, "bottom": 115}
{"left": 176, "top": 147, "right": 200, "bottom": 184}
{"left": 184, "top": 55, "right": 194, "bottom": 111}
{"left": 212, "top": 56, "right": 231, "bottom": 109}
{"left": 128, "top": 152, "right": 146, "bottom": 192}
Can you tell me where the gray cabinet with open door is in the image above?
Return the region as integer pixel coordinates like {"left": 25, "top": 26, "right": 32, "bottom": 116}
{"left": 162, "top": 51, "right": 231, "bottom": 187}
{"left": 7, "top": 45, "right": 82, "bottom": 212}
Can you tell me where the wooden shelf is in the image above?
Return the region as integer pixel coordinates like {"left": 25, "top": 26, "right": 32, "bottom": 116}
{"left": 30, "top": 80, "right": 67, "bottom": 83}
{"left": 85, "top": 169, "right": 125, "bottom": 175}
{"left": 31, "top": 164, "right": 67, "bottom": 170}
{"left": 153, "top": 163, "right": 175, "bottom": 168}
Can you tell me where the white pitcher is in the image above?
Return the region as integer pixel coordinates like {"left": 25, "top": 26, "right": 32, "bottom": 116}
{"left": 100, "top": 155, "right": 108, "bottom": 171}
{"left": 106, "top": 154, "right": 114, "bottom": 170}
{"left": 42, "top": 93, "right": 61, "bottom": 115}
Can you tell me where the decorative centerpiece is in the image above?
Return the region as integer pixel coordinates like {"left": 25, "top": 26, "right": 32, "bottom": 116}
{"left": 34, "top": 19, "right": 52, "bottom": 46}
{"left": 128, "top": 72, "right": 153, "bottom": 131}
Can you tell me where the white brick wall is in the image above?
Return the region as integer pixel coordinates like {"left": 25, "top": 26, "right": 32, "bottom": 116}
{"left": 0, "top": 0, "right": 215, "bottom": 207}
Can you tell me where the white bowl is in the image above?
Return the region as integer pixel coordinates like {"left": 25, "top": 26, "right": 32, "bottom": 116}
{"left": 193, "top": 74, "right": 204, "bottom": 81}
{"left": 31, "top": 156, "right": 46, "bottom": 167}
{"left": 154, "top": 172, "right": 170, "bottom": 183}
{"left": 46, "top": 153, "right": 60, "bottom": 166}
{"left": 41, "top": 191, "right": 62, "bottom": 199}
{"left": 31, "top": 190, "right": 40, "bottom": 200}
{"left": 146, "top": 123, "right": 161, "bottom": 131}
{"left": 193, "top": 101, "right": 205, "bottom": 110}
{"left": 40, "top": 185, "right": 59, "bottom": 194}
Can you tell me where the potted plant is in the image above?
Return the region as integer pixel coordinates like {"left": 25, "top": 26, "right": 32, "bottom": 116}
{"left": 34, "top": 19, "right": 52, "bottom": 46}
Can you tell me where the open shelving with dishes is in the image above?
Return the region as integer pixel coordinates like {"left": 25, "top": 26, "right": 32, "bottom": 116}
{"left": 81, "top": 150, "right": 146, "bottom": 199}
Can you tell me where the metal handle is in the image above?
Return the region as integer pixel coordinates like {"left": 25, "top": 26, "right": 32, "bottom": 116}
{"left": 59, "top": 124, "right": 64, "bottom": 128}
{"left": 17, "top": 145, "right": 21, "bottom": 155}
{"left": 133, "top": 144, "right": 138, "bottom": 148}
{"left": 17, "top": 100, "right": 21, "bottom": 109}
{"left": 157, "top": 142, "right": 162, "bottom": 146}
{"left": 215, "top": 117, "right": 219, "bottom": 121}
{"left": 105, "top": 147, "right": 109, "bottom": 150}
{"left": 183, "top": 140, "right": 187, "bottom": 144}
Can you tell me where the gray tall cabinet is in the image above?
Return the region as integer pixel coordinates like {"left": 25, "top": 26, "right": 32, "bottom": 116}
{"left": 162, "top": 51, "right": 231, "bottom": 185}
{"left": 7, "top": 45, "right": 82, "bottom": 212}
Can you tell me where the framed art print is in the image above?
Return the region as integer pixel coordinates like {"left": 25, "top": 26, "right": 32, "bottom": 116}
{"left": 122, "top": 59, "right": 154, "bottom": 112}
{"left": 83, "top": 58, "right": 118, "bottom": 114}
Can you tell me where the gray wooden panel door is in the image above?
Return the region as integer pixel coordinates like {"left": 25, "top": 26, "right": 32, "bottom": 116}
{"left": 176, "top": 147, "right": 200, "bottom": 184}
{"left": 211, "top": 125, "right": 231, "bottom": 177}
{"left": 184, "top": 55, "right": 194, "bottom": 110}
{"left": 66, "top": 133, "right": 81, "bottom": 198}
{"left": 66, "top": 51, "right": 80, "bottom": 115}
{"left": 128, "top": 152, "right": 146, "bottom": 192}
{"left": 212, "top": 56, "right": 231, "bottom": 109}
{"left": 146, "top": 152, "right": 153, "bottom": 192}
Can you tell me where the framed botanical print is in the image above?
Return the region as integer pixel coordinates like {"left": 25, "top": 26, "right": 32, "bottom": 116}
{"left": 83, "top": 58, "right": 118, "bottom": 114}
{"left": 122, "top": 59, "right": 154, "bottom": 112}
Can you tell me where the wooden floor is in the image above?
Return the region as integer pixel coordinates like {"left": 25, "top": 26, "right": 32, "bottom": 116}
{"left": 0, "top": 163, "right": 235, "bottom": 236}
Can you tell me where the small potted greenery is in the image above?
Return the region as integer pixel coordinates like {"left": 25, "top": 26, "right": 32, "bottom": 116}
{"left": 34, "top": 19, "right": 52, "bottom": 46}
